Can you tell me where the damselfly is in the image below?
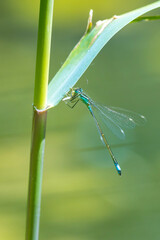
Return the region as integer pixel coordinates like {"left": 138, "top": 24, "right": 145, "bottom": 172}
{"left": 63, "top": 88, "right": 146, "bottom": 176}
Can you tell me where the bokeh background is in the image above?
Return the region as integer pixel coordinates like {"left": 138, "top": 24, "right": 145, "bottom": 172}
{"left": 0, "top": 0, "right": 160, "bottom": 239}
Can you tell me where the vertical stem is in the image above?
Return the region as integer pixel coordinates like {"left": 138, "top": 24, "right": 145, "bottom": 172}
{"left": 26, "top": 0, "right": 54, "bottom": 239}
{"left": 34, "top": 0, "right": 54, "bottom": 110}
{"left": 26, "top": 110, "right": 47, "bottom": 240}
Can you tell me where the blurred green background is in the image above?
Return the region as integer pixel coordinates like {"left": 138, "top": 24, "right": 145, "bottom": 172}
{"left": 0, "top": 0, "right": 160, "bottom": 239}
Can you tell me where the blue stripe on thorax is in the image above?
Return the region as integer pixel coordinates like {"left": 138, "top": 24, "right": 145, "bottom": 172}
{"left": 80, "top": 94, "right": 89, "bottom": 105}
{"left": 80, "top": 94, "right": 93, "bottom": 115}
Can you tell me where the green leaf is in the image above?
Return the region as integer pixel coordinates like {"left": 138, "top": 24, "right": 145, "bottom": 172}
{"left": 132, "top": 15, "right": 160, "bottom": 22}
{"left": 47, "top": 1, "right": 160, "bottom": 109}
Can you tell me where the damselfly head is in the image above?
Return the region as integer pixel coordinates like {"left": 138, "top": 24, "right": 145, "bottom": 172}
{"left": 75, "top": 88, "right": 83, "bottom": 94}
{"left": 69, "top": 88, "right": 83, "bottom": 101}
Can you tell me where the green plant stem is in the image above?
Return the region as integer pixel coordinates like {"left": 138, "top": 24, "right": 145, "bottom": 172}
{"left": 34, "top": 0, "right": 54, "bottom": 110}
{"left": 26, "top": 109, "right": 47, "bottom": 240}
{"left": 26, "top": 0, "right": 54, "bottom": 239}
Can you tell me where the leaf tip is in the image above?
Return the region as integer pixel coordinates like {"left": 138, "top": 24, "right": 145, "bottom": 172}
{"left": 85, "top": 9, "right": 93, "bottom": 34}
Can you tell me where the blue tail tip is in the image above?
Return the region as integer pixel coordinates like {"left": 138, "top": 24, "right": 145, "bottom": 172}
{"left": 115, "top": 163, "right": 121, "bottom": 176}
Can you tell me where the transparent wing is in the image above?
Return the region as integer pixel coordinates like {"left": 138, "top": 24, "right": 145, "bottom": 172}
{"left": 92, "top": 103, "right": 146, "bottom": 139}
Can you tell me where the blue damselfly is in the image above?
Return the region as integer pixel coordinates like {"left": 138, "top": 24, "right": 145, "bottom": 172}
{"left": 63, "top": 88, "right": 146, "bottom": 176}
